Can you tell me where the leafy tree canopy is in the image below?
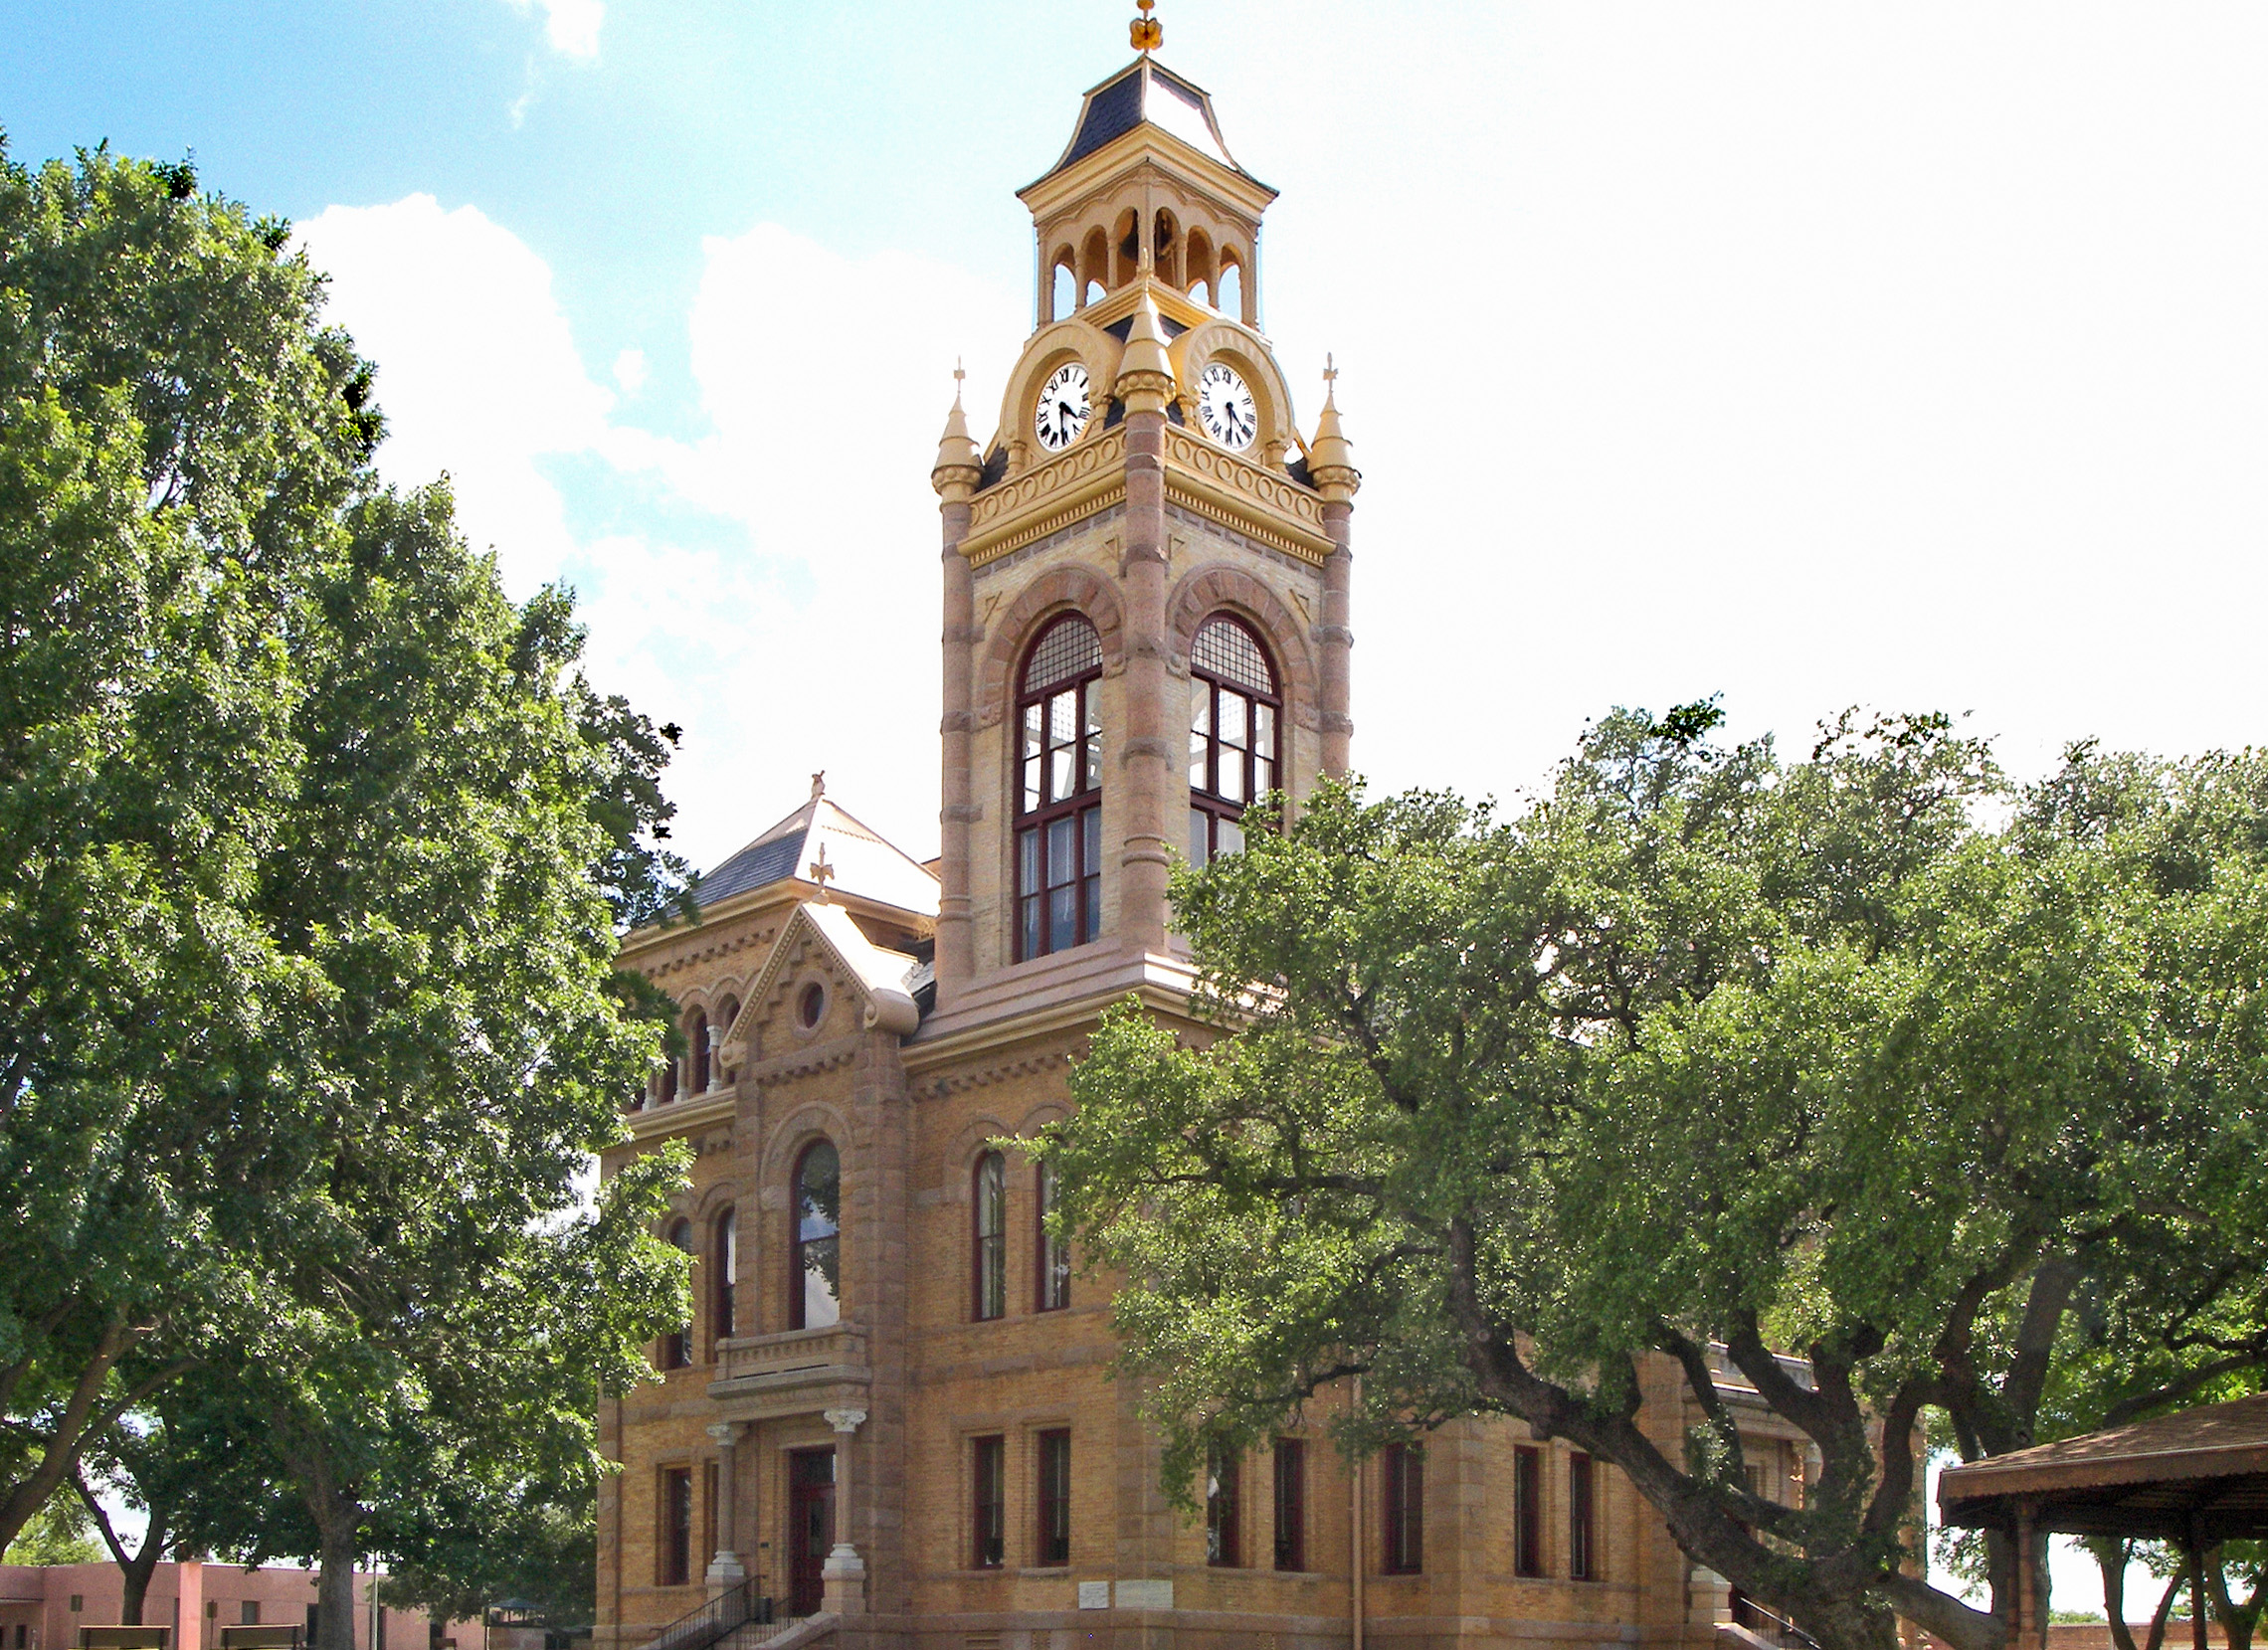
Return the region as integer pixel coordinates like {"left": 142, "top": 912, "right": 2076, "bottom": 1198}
{"left": 0, "top": 135, "right": 694, "bottom": 1644}
{"left": 1043, "top": 706, "right": 2268, "bottom": 1650}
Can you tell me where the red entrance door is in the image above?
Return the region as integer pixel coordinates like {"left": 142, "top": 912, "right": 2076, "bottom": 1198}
{"left": 788, "top": 1447, "right": 836, "bottom": 1617}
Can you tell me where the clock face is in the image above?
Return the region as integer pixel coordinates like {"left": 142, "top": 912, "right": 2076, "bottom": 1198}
{"left": 1197, "top": 362, "right": 1257, "bottom": 451}
{"left": 1035, "top": 362, "right": 1091, "bottom": 453}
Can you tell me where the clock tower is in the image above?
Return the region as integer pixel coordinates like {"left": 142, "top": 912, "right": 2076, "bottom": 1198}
{"left": 927, "top": 20, "right": 1358, "bottom": 1019}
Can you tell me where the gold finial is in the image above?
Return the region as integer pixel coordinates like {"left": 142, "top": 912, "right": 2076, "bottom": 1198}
{"left": 808, "top": 840, "right": 837, "bottom": 903}
{"left": 952, "top": 357, "right": 966, "bottom": 403}
{"left": 1130, "top": 0, "right": 1162, "bottom": 53}
{"left": 1323, "top": 352, "right": 1339, "bottom": 401}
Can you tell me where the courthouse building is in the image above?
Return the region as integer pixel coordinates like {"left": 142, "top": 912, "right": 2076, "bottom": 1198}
{"left": 595, "top": 26, "right": 1812, "bottom": 1650}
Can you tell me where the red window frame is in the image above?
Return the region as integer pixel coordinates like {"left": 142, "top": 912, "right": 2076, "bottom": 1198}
{"left": 1187, "top": 614, "right": 1279, "bottom": 867}
{"left": 1037, "top": 1428, "right": 1072, "bottom": 1565}
{"left": 1382, "top": 1442, "right": 1423, "bottom": 1574}
{"left": 1014, "top": 615, "right": 1103, "bottom": 960}
{"left": 1036, "top": 1159, "right": 1069, "bottom": 1311}
{"left": 661, "top": 1218, "right": 694, "bottom": 1370}
{"left": 789, "top": 1140, "right": 841, "bottom": 1330}
{"left": 1570, "top": 1450, "right": 1598, "bottom": 1580}
{"left": 972, "top": 1151, "right": 1007, "bottom": 1321}
{"left": 711, "top": 1207, "right": 736, "bottom": 1345}
{"left": 1272, "top": 1437, "right": 1306, "bottom": 1571}
{"left": 1207, "top": 1443, "right": 1242, "bottom": 1567}
{"left": 660, "top": 1465, "right": 693, "bottom": 1586}
{"left": 972, "top": 1435, "right": 1007, "bottom": 1568}
{"left": 1513, "top": 1445, "right": 1543, "bottom": 1576}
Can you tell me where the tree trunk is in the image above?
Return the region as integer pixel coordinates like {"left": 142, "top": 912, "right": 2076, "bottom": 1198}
{"left": 315, "top": 1525, "right": 360, "bottom": 1650}
{"left": 2098, "top": 1540, "right": 2138, "bottom": 1650}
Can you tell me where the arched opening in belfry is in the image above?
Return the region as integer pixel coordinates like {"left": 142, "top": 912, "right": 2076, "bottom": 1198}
{"left": 1050, "top": 254, "right": 1076, "bottom": 320}
{"left": 1153, "top": 210, "right": 1180, "bottom": 288}
{"left": 1079, "top": 226, "right": 1110, "bottom": 298}
{"left": 1185, "top": 227, "right": 1216, "bottom": 304}
{"left": 1218, "top": 253, "right": 1245, "bottom": 321}
{"left": 1113, "top": 209, "right": 1141, "bottom": 286}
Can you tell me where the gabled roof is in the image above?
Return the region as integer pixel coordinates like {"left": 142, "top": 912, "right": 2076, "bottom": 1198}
{"left": 723, "top": 900, "right": 923, "bottom": 1053}
{"left": 693, "top": 786, "right": 938, "bottom": 919}
{"left": 1035, "top": 57, "right": 1251, "bottom": 185}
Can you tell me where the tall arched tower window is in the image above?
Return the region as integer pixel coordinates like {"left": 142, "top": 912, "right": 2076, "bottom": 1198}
{"left": 1188, "top": 614, "right": 1279, "bottom": 866}
{"left": 790, "top": 1140, "right": 841, "bottom": 1330}
{"left": 1015, "top": 615, "right": 1103, "bottom": 960}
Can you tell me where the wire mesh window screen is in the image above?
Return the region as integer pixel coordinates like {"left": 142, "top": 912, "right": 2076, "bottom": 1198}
{"left": 1023, "top": 616, "right": 1102, "bottom": 694}
{"left": 1192, "top": 616, "right": 1273, "bottom": 695}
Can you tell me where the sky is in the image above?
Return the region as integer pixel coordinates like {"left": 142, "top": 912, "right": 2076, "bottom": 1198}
{"left": 7, "top": 0, "right": 2265, "bottom": 1607}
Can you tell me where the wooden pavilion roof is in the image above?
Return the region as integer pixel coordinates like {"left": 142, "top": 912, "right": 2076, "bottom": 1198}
{"left": 1938, "top": 1392, "right": 2268, "bottom": 1543}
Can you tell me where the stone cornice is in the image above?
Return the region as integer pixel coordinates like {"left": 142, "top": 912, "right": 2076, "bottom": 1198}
{"left": 961, "top": 429, "right": 1127, "bottom": 566}
{"left": 625, "top": 1087, "right": 736, "bottom": 1144}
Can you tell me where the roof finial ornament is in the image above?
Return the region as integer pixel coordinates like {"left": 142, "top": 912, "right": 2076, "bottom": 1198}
{"left": 1323, "top": 352, "right": 1340, "bottom": 405}
{"left": 808, "top": 841, "right": 837, "bottom": 904}
{"left": 810, "top": 770, "right": 826, "bottom": 799}
{"left": 1130, "top": 0, "right": 1162, "bottom": 54}
{"left": 952, "top": 357, "right": 965, "bottom": 405}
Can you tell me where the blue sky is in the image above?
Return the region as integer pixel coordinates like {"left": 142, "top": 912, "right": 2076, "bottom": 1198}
{"left": 11, "top": 1, "right": 2268, "bottom": 1606}
{"left": 9, "top": 1, "right": 2268, "bottom": 871}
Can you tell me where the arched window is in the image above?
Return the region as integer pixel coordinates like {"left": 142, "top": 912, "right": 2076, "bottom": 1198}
{"left": 713, "top": 998, "right": 739, "bottom": 1085}
{"left": 1036, "top": 1158, "right": 1069, "bottom": 1311}
{"left": 789, "top": 1140, "right": 841, "bottom": 1330}
{"left": 712, "top": 1207, "right": 737, "bottom": 1345}
{"left": 1218, "top": 257, "right": 1244, "bottom": 321}
{"left": 1015, "top": 615, "right": 1103, "bottom": 960}
{"left": 972, "top": 1151, "right": 1006, "bottom": 1321}
{"left": 1188, "top": 615, "right": 1279, "bottom": 866}
{"left": 662, "top": 1218, "right": 694, "bottom": 1369}
{"left": 1051, "top": 260, "right": 1076, "bottom": 320}
{"left": 686, "top": 1008, "right": 710, "bottom": 1094}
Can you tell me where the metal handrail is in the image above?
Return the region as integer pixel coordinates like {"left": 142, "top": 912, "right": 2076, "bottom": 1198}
{"left": 1731, "top": 1600, "right": 1822, "bottom": 1650}
{"left": 646, "top": 1577, "right": 759, "bottom": 1650}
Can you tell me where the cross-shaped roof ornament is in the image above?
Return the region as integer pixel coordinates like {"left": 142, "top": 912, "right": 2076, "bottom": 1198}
{"left": 807, "top": 841, "right": 837, "bottom": 904}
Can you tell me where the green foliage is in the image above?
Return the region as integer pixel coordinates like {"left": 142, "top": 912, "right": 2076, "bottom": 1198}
{"left": 0, "top": 135, "right": 691, "bottom": 1642}
{"left": 1041, "top": 708, "right": 2268, "bottom": 1650}
{"left": 2, "top": 1489, "right": 100, "bottom": 1564}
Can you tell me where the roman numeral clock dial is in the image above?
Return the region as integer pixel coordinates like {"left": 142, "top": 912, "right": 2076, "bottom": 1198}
{"left": 1035, "top": 362, "right": 1091, "bottom": 452}
{"left": 1197, "top": 362, "right": 1257, "bottom": 451}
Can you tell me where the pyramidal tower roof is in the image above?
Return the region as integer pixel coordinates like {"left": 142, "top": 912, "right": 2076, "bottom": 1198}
{"left": 1032, "top": 57, "right": 1257, "bottom": 188}
{"left": 692, "top": 779, "right": 938, "bottom": 918}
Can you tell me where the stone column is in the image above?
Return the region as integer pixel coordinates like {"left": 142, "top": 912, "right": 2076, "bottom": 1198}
{"left": 1115, "top": 298, "right": 1177, "bottom": 955}
{"left": 933, "top": 390, "right": 983, "bottom": 999}
{"left": 704, "top": 1423, "right": 745, "bottom": 1593}
{"left": 704, "top": 1024, "right": 724, "bottom": 1092}
{"left": 1306, "top": 375, "right": 1360, "bottom": 779}
{"left": 820, "top": 1408, "right": 868, "bottom": 1615}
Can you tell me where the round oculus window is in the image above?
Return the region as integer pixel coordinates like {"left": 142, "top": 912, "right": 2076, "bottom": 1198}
{"left": 798, "top": 982, "right": 825, "bottom": 1028}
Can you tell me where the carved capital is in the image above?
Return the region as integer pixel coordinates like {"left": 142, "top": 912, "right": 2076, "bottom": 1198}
{"left": 706, "top": 1422, "right": 744, "bottom": 1445}
{"left": 1314, "top": 624, "right": 1354, "bottom": 646}
{"left": 824, "top": 1407, "right": 867, "bottom": 1434}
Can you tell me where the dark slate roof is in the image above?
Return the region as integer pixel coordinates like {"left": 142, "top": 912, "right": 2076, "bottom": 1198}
{"left": 1038, "top": 59, "right": 1250, "bottom": 184}
{"left": 696, "top": 830, "right": 805, "bottom": 905}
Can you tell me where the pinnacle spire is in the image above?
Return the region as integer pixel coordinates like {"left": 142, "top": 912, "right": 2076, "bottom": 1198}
{"left": 1308, "top": 354, "right": 1359, "bottom": 499}
{"left": 931, "top": 359, "right": 982, "bottom": 497}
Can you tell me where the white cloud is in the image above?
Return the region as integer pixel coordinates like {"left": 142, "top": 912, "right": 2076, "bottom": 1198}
{"left": 502, "top": 0, "right": 602, "bottom": 59}
{"left": 293, "top": 199, "right": 1022, "bottom": 871}
{"left": 296, "top": 195, "right": 615, "bottom": 590}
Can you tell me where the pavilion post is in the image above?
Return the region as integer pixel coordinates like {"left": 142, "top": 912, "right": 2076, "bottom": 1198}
{"left": 2013, "top": 1502, "right": 2040, "bottom": 1650}
{"left": 2188, "top": 1524, "right": 2208, "bottom": 1650}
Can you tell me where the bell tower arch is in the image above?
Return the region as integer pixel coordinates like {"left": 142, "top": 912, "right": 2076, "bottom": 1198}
{"left": 929, "top": 21, "right": 1359, "bottom": 1018}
